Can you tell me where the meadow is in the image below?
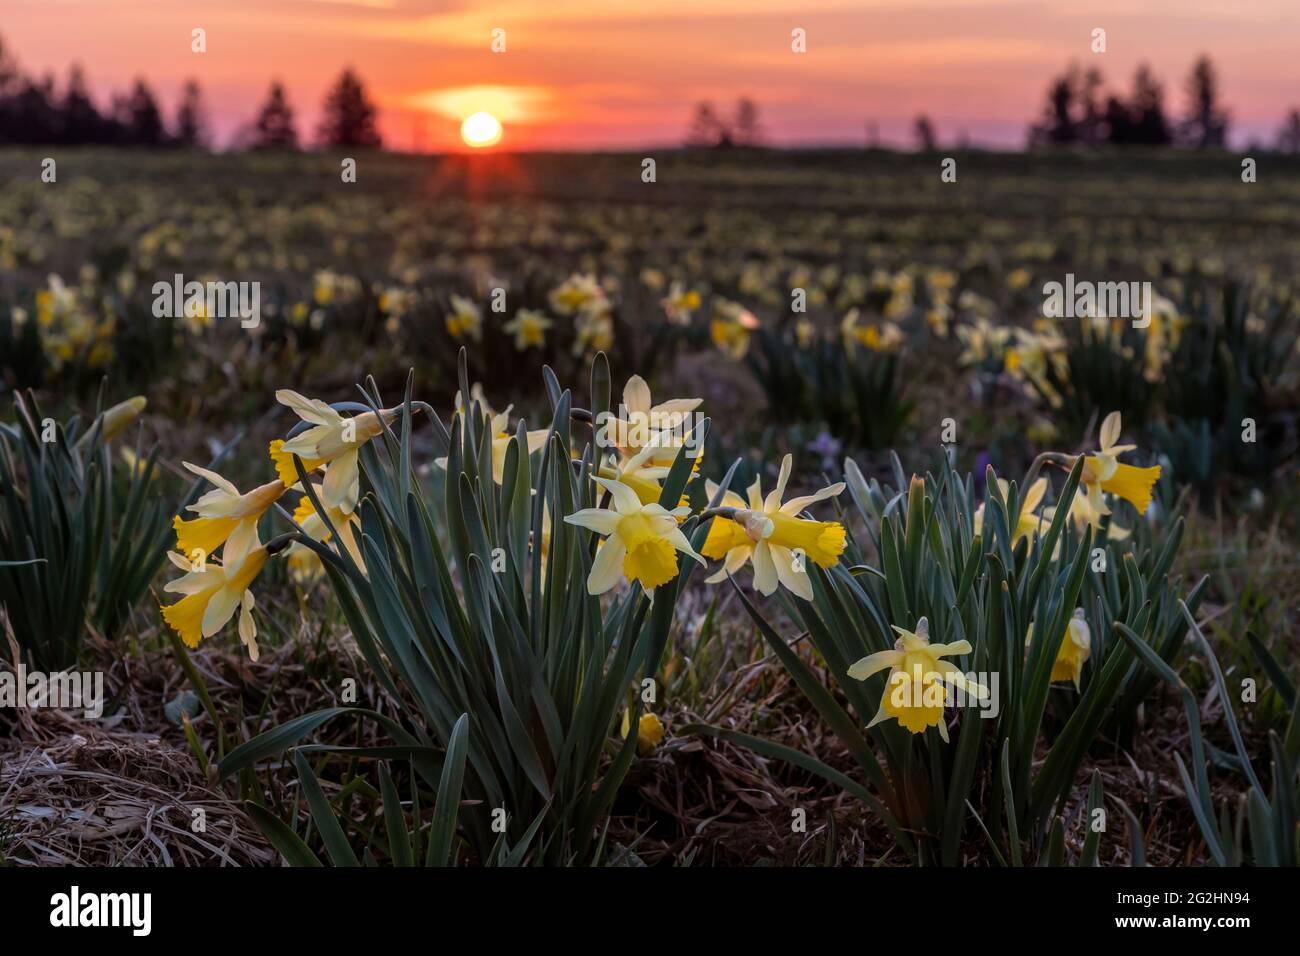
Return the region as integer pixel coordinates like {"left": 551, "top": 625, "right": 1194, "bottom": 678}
{"left": 0, "top": 146, "right": 1297, "bottom": 867}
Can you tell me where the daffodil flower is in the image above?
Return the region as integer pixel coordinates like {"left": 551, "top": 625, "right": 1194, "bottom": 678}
{"left": 1079, "top": 411, "right": 1161, "bottom": 517}
{"left": 710, "top": 299, "right": 758, "bottom": 359}
{"left": 572, "top": 306, "right": 613, "bottom": 355}
{"left": 173, "top": 464, "right": 286, "bottom": 574}
{"left": 160, "top": 547, "right": 270, "bottom": 661}
{"left": 847, "top": 617, "right": 988, "bottom": 742}
{"left": 548, "top": 273, "right": 605, "bottom": 315}
{"left": 605, "top": 374, "right": 703, "bottom": 471}
{"left": 1042, "top": 486, "right": 1130, "bottom": 545}
{"left": 955, "top": 317, "right": 1011, "bottom": 367}
{"left": 445, "top": 294, "right": 482, "bottom": 341}
{"left": 436, "top": 385, "right": 550, "bottom": 484}
{"left": 1036, "top": 609, "right": 1091, "bottom": 690}
{"left": 973, "top": 476, "right": 1048, "bottom": 547}
{"left": 621, "top": 710, "right": 666, "bottom": 756}
{"left": 700, "top": 454, "right": 846, "bottom": 601}
{"left": 286, "top": 483, "right": 366, "bottom": 582}
{"left": 268, "top": 389, "right": 400, "bottom": 514}
{"left": 661, "top": 282, "right": 700, "bottom": 325}
{"left": 563, "top": 476, "right": 702, "bottom": 599}
{"left": 841, "top": 309, "right": 903, "bottom": 354}
{"left": 503, "top": 308, "right": 552, "bottom": 350}
{"left": 597, "top": 439, "right": 672, "bottom": 507}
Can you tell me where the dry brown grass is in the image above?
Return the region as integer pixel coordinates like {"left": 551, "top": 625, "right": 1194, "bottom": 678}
{"left": 0, "top": 706, "right": 273, "bottom": 866}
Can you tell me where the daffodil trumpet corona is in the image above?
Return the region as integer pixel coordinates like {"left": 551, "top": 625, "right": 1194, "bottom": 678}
{"left": 269, "top": 390, "right": 424, "bottom": 514}
{"left": 564, "top": 475, "right": 704, "bottom": 600}
{"left": 847, "top": 617, "right": 988, "bottom": 742}
{"left": 699, "top": 454, "right": 846, "bottom": 601}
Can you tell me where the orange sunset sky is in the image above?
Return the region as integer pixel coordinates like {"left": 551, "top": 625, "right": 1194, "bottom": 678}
{"left": 3, "top": 0, "right": 1297, "bottom": 150}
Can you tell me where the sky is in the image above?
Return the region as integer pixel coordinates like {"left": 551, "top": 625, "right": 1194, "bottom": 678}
{"left": 3, "top": 0, "right": 1297, "bottom": 150}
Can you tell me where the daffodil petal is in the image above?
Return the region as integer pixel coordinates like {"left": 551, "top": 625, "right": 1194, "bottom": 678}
{"left": 847, "top": 650, "right": 903, "bottom": 682}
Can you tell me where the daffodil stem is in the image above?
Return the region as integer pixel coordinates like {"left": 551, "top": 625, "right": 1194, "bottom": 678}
{"left": 264, "top": 532, "right": 303, "bottom": 555}
{"left": 1023, "top": 451, "right": 1074, "bottom": 491}
{"left": 697, "top": 507, "right": 738, "bottom": 522}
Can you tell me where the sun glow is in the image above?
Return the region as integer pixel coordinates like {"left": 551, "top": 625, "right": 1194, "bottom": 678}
{"left": 460, "top": 111, "right": 503, "bottom": 148}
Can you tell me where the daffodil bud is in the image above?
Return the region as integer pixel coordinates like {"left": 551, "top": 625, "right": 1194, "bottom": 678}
{"left": 100, "top": 396, "right": 147, "bottom": 442}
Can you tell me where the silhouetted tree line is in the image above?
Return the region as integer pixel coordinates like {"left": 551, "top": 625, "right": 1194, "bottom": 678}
{"left": 685, "top": 97, "right": 764, "bottom": 147}
{"left": 0, "top": 35, "right": 381, "bottom": 150}
{"left": 1029, "top": 55, "right": 1247, "bottom": 148}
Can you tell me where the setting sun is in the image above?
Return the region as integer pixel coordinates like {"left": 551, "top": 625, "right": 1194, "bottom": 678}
{"left": 461, "top": 111, "right": 503, "bottom": 148}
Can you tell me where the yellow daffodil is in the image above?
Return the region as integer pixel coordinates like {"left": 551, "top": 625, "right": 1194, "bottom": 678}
{"left": 1040, "top": 608, "right": 1091, "bottom": 689}
{"left": 313, "top": 270, "right": 338, "bottom": 306}
{"left": 377, "top": 286, "right": 413, "bottom": 318}
{"left": 955, "top": 317, "right": 1011, "bottom": 367}
{"left": 160, "top": 547, "right": 270, "bottom": 660}
{"left": 286, "top": 483, "right": 366, "bottom": 583}
{"left": 118, "top": 446, "right": 155, "bottom": 481}
{"left": 503, "top": 308, "right": 552, "bottom": 350}
{"left": 710, "top": 299, "right": 758, "bottom": 359}
{"left": 549, "top": 273, "right": 606, "bottom": 316}
{"left": 173, "top": 464, "right": 286, "bottom": 573}
{"left": 597, "top": 442, "right": 671, "bottom": 507}
{"left": 847, "top": 617, "right": 988, "bottom": 742}
{"left": 1043, "top": 486, "right": 1130, "bottom": 542}
{"left": 1005, "top": 328, "right": 1067, "bottom": 408}
{"left": 572, "top": 304, "right": 613, "bottom": 355}
{"left": 1079, "top": 411, "right": 1161, "bottom": 517}
{"left": 606, "top": 374, "right": 702, "bottom": 470}
{"left": 661, "top": 281, "right": 701, "bottom": 325}
{"left": 445, "top": 294, "right": 482, "bottom": 341}
{"left": 863, "top": 321, "right": 903, "bottom": 353}
{"left": 925, "top": 302, "right": 952, "bottom": 338}
{"left": 437, "top": 385, "right": 550, "bottom": 484}
{"left": 268, "top": 390, "right": 401, "bottom": 513}
{"left": 700, "top": 454, "right": 846, "bottom": 600}
{"left": 563, "top": 476, "right": 702, "bottom": 599}
{"left": 620, "top": 711, "right": 665, "bottom": 756}
{"left": 973, "top": 476, "right": 1048, "bottom": 547}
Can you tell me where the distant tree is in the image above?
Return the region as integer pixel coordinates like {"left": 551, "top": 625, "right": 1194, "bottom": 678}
{"left": 253, "top": 81, "right": 298, "bottom": 149}
{"left": 1179, "top": 55, "right": 1229, "bottom": 148}
{"left": 174, "top": 79, "right": 207, "bottom": 148}
{"left": 733, "top": 97, "right": 763, "bottom": 147}
{"left": 913, "top": 113, "right": 937, "bottom": 151}
{"left": 1077, "top": 67, "right": 1107, "bottom": 145}
{"left": 1029, "top": 70, "right": 1079, "bottom": 145}
{"left": 9, "top": 73, "right": 60, "bottom": 144}
{"left": 1104, "top": 94, "right": 1133, "bottom": 144}
{"left": 685, "top": 101, "right": 728, "bottom": 148}
{"left": 1127, "top": 65, "right": 1172, "bottom": 145}
{"left": 118, "top": 78, "right": 166, "bottom": 145}
{"left": 316, "top": 68, "right": 381, "bottom": 148}
{"left": 1278, "top": 108, "right": 1300, "bottom": 153}
{"left": 59, "top": 65, "right": 110, "bottom": 143}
